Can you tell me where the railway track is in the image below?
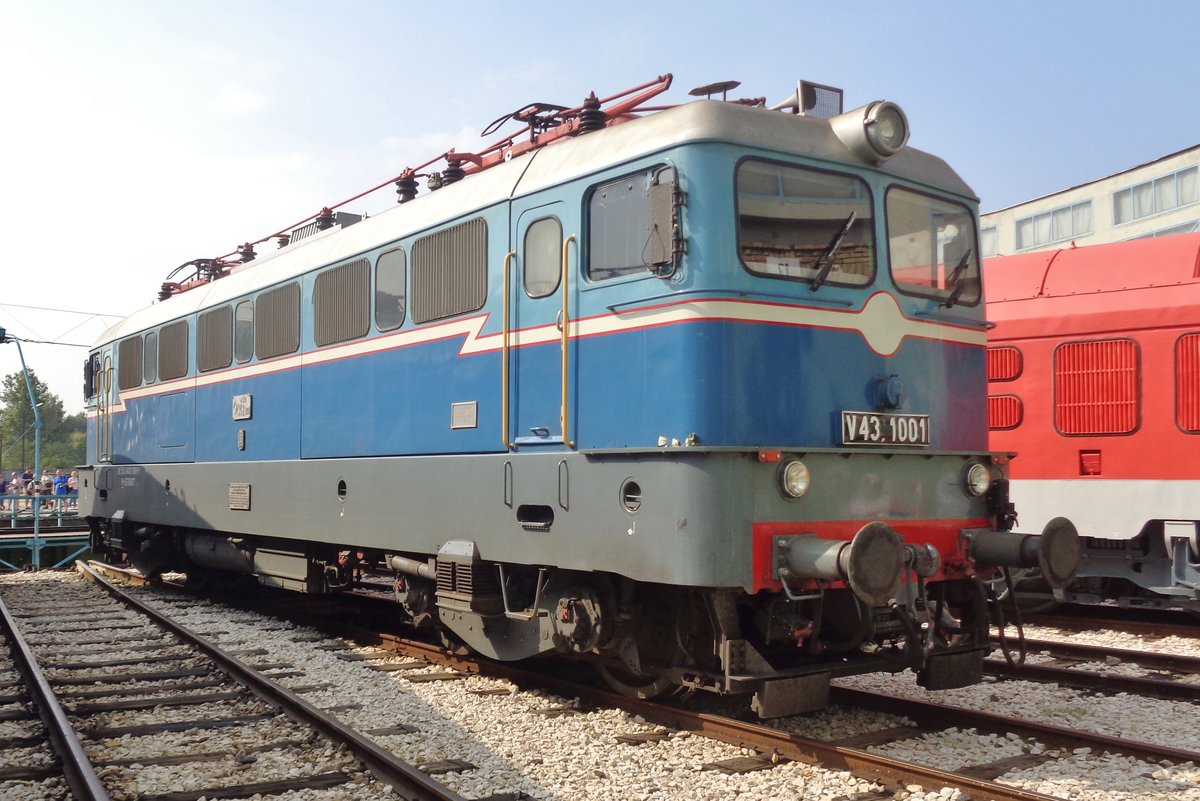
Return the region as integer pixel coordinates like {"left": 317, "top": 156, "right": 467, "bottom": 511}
{"left": 84, "top": 562, "right": 1199, "bottom": 801}
{"left": 0, "top": 562, "right": 464, "bottom": 801}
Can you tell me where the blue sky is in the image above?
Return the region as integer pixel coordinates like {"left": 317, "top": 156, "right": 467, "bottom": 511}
{"left": 2, "top": 0, "right": 1198, "bottom": 413}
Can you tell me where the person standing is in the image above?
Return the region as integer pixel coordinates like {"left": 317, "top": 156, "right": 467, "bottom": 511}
{"left": 0, "top": 472, "right": 8, "bottom": 511}
{"left": 67, "top": 470, "right": 79, "bottom": 509}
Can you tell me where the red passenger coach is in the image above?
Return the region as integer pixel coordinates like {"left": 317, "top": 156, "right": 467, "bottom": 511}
{"left": 984, "top": 233, "right": 1200, "bottom": 611}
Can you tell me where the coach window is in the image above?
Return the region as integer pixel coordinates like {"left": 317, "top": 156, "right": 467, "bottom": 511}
{"left": 588, "top": 168, "right": 667, "bottom": 281}
{"left": 736, "top": 160, "right": 874, "bottom": 286}
{"left": 256, "top": 283, "right": 300, "bottom": 360}
{"left": 315, "top": 259, "right": 369, "bottom": 346}
{"left": 524, "top": 217, "right": 562, "bottom": 297}
{"left": 234, "top": 301, "right": 254, "bottom": 363}
{"left": 198, "top": 306, "right": 233, "bottom": 372}
{"left": 117, "top": 336, "right": 143, "bottom": 390}
{"left": 375, "top": 248, "right": 406, "bottom": 331}
{"left": 158, "top": 321, "right": 189, "bottom": 381}
{"left": 887, "top": 187, "right": 980, "bottom": 305}
{"left": 143, "top": 331, "right": 158, "bottom": 384}
{"left": 412, "top": 218, "right": 487, "bottom": 324}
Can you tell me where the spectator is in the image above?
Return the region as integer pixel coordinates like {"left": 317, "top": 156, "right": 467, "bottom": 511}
{"left": 67, "top": 470, "right": 79, "bottom": 509}
{"left": 0, "top": 472, "right": 7, "bottom": 511}
{"left": 53, "top": 469, "right": 69, "bottom": 511}
{"left": 12, "top": 471, "right": 27, "bottom": 510}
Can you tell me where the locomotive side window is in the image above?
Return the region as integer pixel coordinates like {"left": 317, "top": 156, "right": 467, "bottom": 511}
{"left": 117, "top": 336, "right": 143, "bottom": 390}
{"left": 1054, "top": 338, "right": 1140, "bottom": 435}
{"left": 256, "top": 283, "right": 300, "bottom": 360}
{"left": 234, "top": 300, "right": 254, "bottom": 364}
{"left": 158, "top": 320, "right": 189, "bottom": 381}
{"left": 887, "top": 188, "right": 980, "bottom": 305}
{"left": 198, "top": 305, "right": 233, "bottom": 373}
{"left": 736, "top": 160, "right": 874, "bottom": 286}
{"left": 1177, "top": 332, "right": 1200, "bottom": 433}
{"left": 588, "top": 168, "right": 662, "bottom": 281}
{"left": 144, "top": 331, "right": 158, "bottom": 384}
{"left": 524, "top": 216, "right": 563, "bottom": 297}
{"left": 375, "top": 248, "right": 406, "bottom": 331}
{"left": 412, "top": 218, "right": 487, "bottom": 324}
{"left": 314, "top": 258, "right": 370, "bottom": 346}
{"left": 986, "top": 346, "right": 1022, "bottom": 381}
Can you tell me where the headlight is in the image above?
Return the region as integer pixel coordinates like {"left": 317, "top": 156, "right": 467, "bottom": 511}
{"left": 830, "top": 100, "right": 910, "bottom": 163}
{"left": 780, "top": 460, "right": 812, "bottom": 499}
{"left": 964, "top": 463, "right": 992, "bottom": 497}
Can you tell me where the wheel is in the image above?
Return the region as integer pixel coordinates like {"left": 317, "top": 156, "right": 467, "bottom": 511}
{"left": 595, "top": 664, "right": 677, "bottom": 699}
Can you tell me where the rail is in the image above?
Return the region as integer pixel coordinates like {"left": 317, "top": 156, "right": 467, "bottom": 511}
{"left": 0, "top": 582, "right": 111, "bottom": 800}
{"left": 76, "top": 561, "right": 466, "bottom": 801}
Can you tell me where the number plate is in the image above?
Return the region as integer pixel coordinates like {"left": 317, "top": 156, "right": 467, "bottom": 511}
{"left": 842, "top": 411, "right": 931, "bottom": 447}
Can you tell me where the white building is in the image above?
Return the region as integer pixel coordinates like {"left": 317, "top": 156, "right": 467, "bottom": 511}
{"left": 979, "top": 144, "right": 1199, "bottom": 257}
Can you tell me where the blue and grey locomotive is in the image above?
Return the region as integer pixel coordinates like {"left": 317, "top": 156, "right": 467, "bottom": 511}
{"left": 79, "top": 76, "right": 1079, "bottom": 717}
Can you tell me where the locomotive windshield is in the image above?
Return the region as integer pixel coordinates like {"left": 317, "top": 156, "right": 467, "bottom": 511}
{"left": 736, "top": 159, "right": 874, "bottom": 287}
{"left": 886, "top": 188, "right": 980, "bottom": 307}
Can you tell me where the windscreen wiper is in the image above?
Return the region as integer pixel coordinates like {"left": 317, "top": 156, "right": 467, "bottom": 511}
{"left": 942, "top": 248, "right": 974, "bottom": 308}
{"left": 810, "top": 211, "right": 857, "bottom": 292}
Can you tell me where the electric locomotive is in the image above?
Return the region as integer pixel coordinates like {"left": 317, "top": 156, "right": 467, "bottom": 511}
{"left": 985, "top": 233, "right": 1200, "bottom": 613}
{"left": 79, "top": 75, "right": 1079, "bottom": 717}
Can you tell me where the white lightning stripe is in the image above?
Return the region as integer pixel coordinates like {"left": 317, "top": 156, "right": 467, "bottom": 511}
{"left": 90, "top": 293, "right": 983, "bottom": 416}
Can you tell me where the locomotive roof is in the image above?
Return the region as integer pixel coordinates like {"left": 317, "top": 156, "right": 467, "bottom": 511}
{"left": 98, "top": 99, "right": 974, "bottom": 347}
{"left": 985, "top": 232, "right": 1200, "bottom": 337}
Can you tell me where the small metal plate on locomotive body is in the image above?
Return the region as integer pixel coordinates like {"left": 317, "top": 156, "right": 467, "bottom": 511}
{"left": 228, "top": 482, "right": 251, "bottom": 511}
{"left": 842, "top": 411, "right": 931, "bottom": 446}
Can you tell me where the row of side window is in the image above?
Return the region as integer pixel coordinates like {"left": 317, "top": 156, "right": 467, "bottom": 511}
{"left": 104, "top": 164, "right": 668, "bottom": 394}
{"left": 986, "top": 334, "right": 1200, "bottom": 434}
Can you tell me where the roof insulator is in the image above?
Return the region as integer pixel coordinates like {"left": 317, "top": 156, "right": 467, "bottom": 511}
{"left": 239, "top": 243, "right": 256, "bottom": 262}
{"left": 315, "top": 207, "right": 335, "bottom": 230}
{"left": 577, "top": 91, "right": 606, "bottom": 134}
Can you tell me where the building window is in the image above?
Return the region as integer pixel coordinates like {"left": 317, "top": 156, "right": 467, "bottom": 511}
{"left": 412, "top": 218, "right": 487, "bottom": 324}
{"left": 314, "top": 259, "right": 370, "bottom": 347}
{"left": 524, "top": 217, "right": 563, "bottom": 297}
{"left": 143, "top": 331, "right": 158, "bottom": 384}
{"left": 198, "top": 306, "right": 233, "bottom": 373}
{"left": 1131, "top": 220, "right": 1199, "bottom": 240}
{"left": 988, "top": 395, "right": 1023, "bottom": 430}
{"left": 375, "top": 248, "right": 407, "bottom": 331}
{"left": 737, "top": 159, "right": 874, "bottom": 286}
{"left": 1113, "top": 166, "right": 1198, "bottom": 225}
{"left": 255, "top": 283, "right": 300, "bottom": 360}
{"left": 159, "top": 321, "right": 189, "bottom": 381}
{"left": 1016, "top": 201, "right": 1092, "bottom": 250}
{"left": 1054, "top": 338, "right": 1139, "bottom": 435}
{"left": 117, "top": 336, "right": 143, "bottom": 390}
{"left": 234, "top": 300, "right": 254, "bottom": 364}
{"left": 980, "top": 225, "right": 998, "bottom": 258}
{"left": 1178, "top": 332, "right": 1200, "bottom": 433}
{"left": 987, "top": 346, "right": 1022, "bottom": 381}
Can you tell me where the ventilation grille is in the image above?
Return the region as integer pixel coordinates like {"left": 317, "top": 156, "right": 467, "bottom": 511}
{"left": 256, "top": 283, "right": 300, "bottom": 360}
{"left": 117, "top": 336, "right": 143, "bottom": 389}
{"left": 314, "top": 259, "right": 369, "bottom": 347}
{"left": 988, "top": 395, "right": 1023, "bottom": 430}
{"left": 1055, "top": 339, "right": 1139, "bottom": 434}
{"left": 434, "top": 560, "right": 500, "bottom": 597}
{"left": 1179, "top": 333, "right": 1200, "bottom": 432}
{"left": 198, "top": 305, "right": 232, "bottom": 373}
{"left": 159, "top": 320, "right": 189, "bottom": 381}
{"left": 987, "top": 346, "right": 1022, "bottom": 382}
{"left": 412, "top": 218, "right": 487, "bottom": 324}
{"left": 290, "top": 212, "right": 362, "bottom": 244}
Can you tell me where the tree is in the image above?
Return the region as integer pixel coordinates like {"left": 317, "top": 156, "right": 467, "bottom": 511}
{"left": 0, "top": 370, "right": 86, "bottom": 472}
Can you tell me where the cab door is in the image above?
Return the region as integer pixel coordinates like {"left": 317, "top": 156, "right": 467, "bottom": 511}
{"left": 505, "top": 200, "right": 578, "bottom": 449}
